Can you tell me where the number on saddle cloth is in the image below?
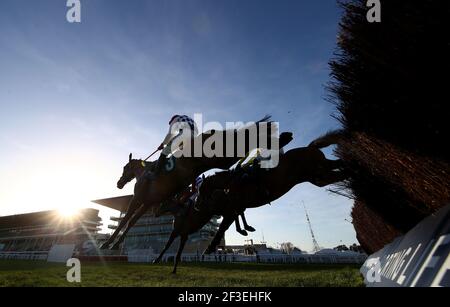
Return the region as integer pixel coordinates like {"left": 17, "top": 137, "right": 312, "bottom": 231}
{"left": 164, "top": 155, "right": 176, "bottom": 172}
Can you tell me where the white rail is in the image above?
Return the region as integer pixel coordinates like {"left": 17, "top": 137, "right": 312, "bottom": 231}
{"left": 0, "top": 251, "right": 48, "bottom": 261}
{"left": 127, "top": 252, "right": 367, "bottom": 264}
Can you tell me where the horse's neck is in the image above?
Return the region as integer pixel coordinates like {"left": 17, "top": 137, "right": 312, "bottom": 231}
{"left": 134, "top": 167, "right": 146, "bottom": 180}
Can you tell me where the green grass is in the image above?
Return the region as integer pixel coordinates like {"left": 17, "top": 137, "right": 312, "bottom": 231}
{"left": 0, "top": 260, "right": 364, "bottom": 287}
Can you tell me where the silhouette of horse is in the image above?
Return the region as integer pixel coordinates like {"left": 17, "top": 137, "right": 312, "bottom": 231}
{"left": 153, "top": 131, "right": 346, "bottom": 273}
{"left": 100, "top": 116, "right": 287, "bottom": 249}
{"left": 103, "top": 130, "right": 294, "bottom": 251}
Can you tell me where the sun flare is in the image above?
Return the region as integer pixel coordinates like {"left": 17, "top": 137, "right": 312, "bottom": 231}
{"left": 58, "top": 206, "right": 79, "bottom": 218}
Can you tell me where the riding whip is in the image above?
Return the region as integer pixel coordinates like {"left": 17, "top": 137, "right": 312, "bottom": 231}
{"left": 144, "top": 148, "right": 160, "bottom": 161}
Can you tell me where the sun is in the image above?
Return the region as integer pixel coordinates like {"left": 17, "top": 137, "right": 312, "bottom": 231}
{"left": 58, "top": 207, "right": 79, "bottom": 218}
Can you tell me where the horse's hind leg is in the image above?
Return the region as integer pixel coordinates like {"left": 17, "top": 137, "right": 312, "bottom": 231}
{"left": 326, "top": 159, "right": 344, "bottom": 170}
{"left": 312, "top": 170, "right": 348, "bottom": 187}
{"left": 241, "top": 213, "right": 255, "bottom": 232}
{"left": 154, "top": 230, "right": 177, "bottom": 264}
{"left": 204, "top": 216, "right": 234, "bottom": 255}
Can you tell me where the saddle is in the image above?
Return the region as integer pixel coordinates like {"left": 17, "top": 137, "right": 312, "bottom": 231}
{"left": 234, "top": 160, "right": 261, "bottom": 183}
{"left": 144, "top": 155, "right": 175, "bottom": 180}
{"left": 233, "top": 161, "right": 271, "bottom": 202}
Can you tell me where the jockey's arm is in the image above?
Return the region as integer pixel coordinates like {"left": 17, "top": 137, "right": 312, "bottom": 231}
{"left": 161, "top": 122, "right": 177, "bottom": 146}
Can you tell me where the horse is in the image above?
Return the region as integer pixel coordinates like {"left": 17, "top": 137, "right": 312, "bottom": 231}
{"left": 102, "top": 129, "right": 294, "bottom": 251}
{"left": 100, "top": 116, "right": 288, "bottom": 249}
{"left": 153, "top": 130, "right": 346, "bottom": 273}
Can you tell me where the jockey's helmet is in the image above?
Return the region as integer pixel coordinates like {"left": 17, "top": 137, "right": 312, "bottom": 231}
{"left": 169, "top": 115, "right": 181, "bottom": 124}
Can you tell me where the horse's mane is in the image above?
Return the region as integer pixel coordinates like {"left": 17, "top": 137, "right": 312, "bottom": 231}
{"left": 136, "top": 159, "right": 155, "bottom": 171}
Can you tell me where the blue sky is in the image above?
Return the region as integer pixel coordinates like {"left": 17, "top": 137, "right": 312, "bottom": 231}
{"left": 0, "top": 0, "right": 356, "bottom": 251}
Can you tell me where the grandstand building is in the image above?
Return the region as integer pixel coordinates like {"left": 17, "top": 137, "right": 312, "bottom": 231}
{"left": 0, "top": 208, "right": 102, "bottom": 253}
{"left": 93, "top": 195, "right": 223, "bottom": 254}
{"left": 0, "top": 194, "right": 223, "bottom": 258}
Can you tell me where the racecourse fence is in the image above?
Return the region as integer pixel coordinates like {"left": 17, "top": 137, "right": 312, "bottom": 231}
{"left": 0, "top": 251, "right": 126, "bottom": 262}
{"left": 0, "top": 251, "right": 367, "bottom": 265}
{"left": 127, "top": 252, "right": 367, "bottom": 264}
{"left": 0, "top": 251, "right": 48, "bottom": 261}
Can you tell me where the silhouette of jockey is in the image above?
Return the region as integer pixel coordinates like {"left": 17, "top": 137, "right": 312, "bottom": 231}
{"left": 236, "top": 147, "right": 284, "bottom": 177}
{"left": 146, "top": 115, "right": 198, "bottom": 180}
{"left": 233, "top": 147, "right": 284, "bottom": 199}
{"left": 178, "top": 175, "right": 204, "bottom": 214}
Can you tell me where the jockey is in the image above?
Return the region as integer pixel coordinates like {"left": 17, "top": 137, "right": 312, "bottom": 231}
{"left": 178, "top": 175, "right": 204, "bottom": 213}
{"left": 150, "top": 115, "right": 199, "bottom": 178}
{"left": 181, "top": 175, "right": 204, "bottom": 204}
{"left": 236, "top": 147, "right": 284, "bottom": 170}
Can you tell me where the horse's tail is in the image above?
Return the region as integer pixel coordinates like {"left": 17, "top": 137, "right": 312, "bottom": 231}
{"left": 308, "top": 129, "right": 343, "bottom": 149}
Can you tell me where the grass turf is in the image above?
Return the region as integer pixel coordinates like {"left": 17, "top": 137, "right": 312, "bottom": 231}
{"left": 0, "top": 260, "right": 364, "bottom": 287}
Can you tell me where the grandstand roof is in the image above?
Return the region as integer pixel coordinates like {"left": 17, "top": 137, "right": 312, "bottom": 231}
{"left": 0, "top": 208, "right": 100, "bottom": 229}
{"left": 91, "top": 195, "right": 133, "bottom": 212}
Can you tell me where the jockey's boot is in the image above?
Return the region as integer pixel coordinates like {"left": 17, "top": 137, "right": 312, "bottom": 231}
{"left": 193, "top": 198, "right": 202, "bottom": 212}
{"left": 144, "top": 154, "right": 167, "bottom": 181}
{"left": 154, "top": 153, "right": 167, "bottom": 176}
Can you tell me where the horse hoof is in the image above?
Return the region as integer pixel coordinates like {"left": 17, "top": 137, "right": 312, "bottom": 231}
{"left": 245, "top": 226, "right": 256, "bottom": 232}
{"left": 152, "top": 259, "right": 160, "bottom": 264}
{"left": 171, "top": 270, "right": 177, "bottom": 275}
{"left": 99, "top": 243, "right": 109, "bottom": 250}
{"left": 238, "top": 230, "right": 248, "bottom": 236}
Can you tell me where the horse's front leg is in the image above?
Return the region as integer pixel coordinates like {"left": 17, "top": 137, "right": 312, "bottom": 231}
{"left": 172, "top": 234, "right": 188, "bottom": 274}
{"left": 110, "top": 204, "right": 149, "bottom": 250}
{"left": 100, "top": 196, "right": 141, "bottom": 249}
{"left": 234, "top": 215, "right": 248, "bottom": 236}
{"left": 240, "top": 212, "right": 256, "bottom": 232}
{"left": 204, "top": 215, "right": 234, "bottom": 255}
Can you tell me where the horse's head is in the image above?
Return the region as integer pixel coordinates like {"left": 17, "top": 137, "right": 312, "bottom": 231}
{"left": 117, "top": 153, "right": 146, "bottom": 189}
{"left": 279, "top": 132, "right": 294, "bottom": 148}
